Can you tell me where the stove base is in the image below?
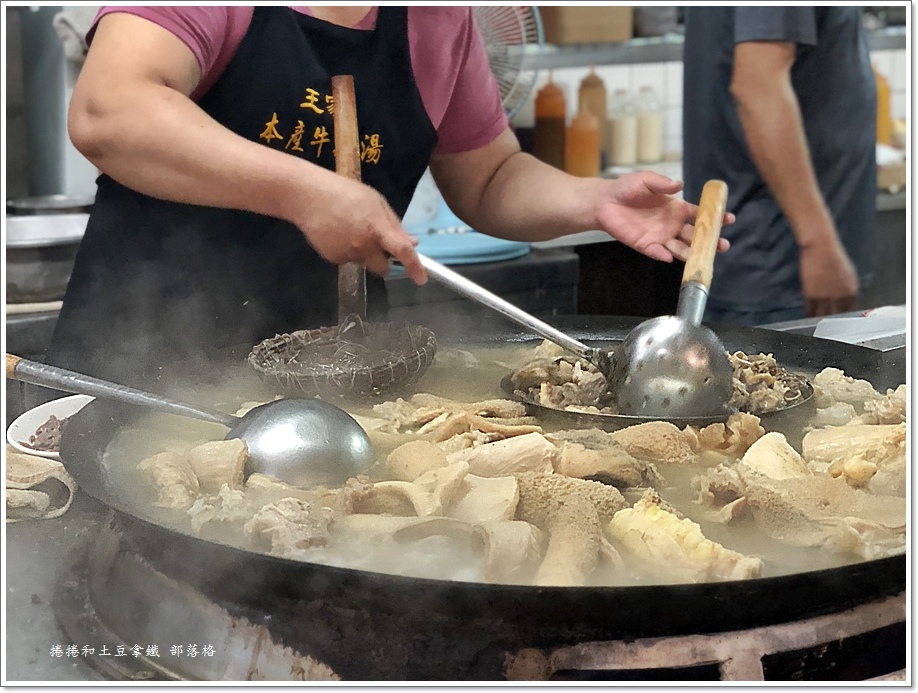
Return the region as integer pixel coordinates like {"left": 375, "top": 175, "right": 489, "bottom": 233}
{"left": 505, "top": 595, "right": 906, "bottom": 681}
{"left": 53, "top": 534, "right": 340, "bottom": 682}
{"left": 53, "top": 525, "right": 907, "bottom": 682}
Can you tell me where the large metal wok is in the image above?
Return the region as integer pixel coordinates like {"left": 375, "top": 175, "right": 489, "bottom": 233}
{"left": 58, "top": 316, "right": 906, "bottom": 680}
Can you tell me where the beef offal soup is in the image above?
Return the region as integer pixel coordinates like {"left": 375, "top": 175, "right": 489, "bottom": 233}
{"left": 101, "top": 342, "right": 907, "bottom": 588}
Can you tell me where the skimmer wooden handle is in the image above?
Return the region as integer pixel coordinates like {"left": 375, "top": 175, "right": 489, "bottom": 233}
{"left": 331, "top": 75, "right": 367, "bottom": 322}
{"left": 682, "top": 180, "right": 728, "bottom": 290}
{"left": 332, "top": 75, "right": 361, "bottom": 182}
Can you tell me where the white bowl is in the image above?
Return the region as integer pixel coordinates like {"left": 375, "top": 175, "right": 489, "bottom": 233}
{"left": 6, "top": 394, "right": 94, "bottom": 460}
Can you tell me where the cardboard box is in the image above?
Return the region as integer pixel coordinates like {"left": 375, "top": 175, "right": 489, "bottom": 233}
{"left": 539, "top": 6, "right": 634, "bottom": 45}
{"left": 877, "top": 162, "right": 906, "bottom": 193}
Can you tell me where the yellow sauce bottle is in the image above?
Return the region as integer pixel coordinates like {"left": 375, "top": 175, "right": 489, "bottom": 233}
{"left": 874, "top": 65, "right": 893, "bottom": 145}
{"left": 533, "top": 75, "right": 567, "bottom": 170}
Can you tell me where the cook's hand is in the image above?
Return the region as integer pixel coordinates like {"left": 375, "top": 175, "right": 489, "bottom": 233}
{"left": 595, "top": 171, "right": 733, "bottom": 262}
{"left": 799, "top": 238, "right": 858, "bottom": 317}
{"left": 293, "top": 178, "right": 428, "bottom": 285}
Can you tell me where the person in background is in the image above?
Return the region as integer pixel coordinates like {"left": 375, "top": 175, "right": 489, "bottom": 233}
{"left": 682, "top": 6, "right": 876, "bottom": 326}
{"left": 48, "top": 6, "right": 730, "bottom": 388}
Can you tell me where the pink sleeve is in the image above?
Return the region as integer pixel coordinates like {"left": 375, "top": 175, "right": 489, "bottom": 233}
{"left": 409, "top": 8, "right": 509, "bottom": 155}
{"left": 88, "top": 6, "right": 252, "bottom": 99}
{"left": 89, "top": 6, "right": 508, "bottom": 149}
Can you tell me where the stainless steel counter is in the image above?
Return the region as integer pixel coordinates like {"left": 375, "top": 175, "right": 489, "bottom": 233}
{"left": 535, "top": 188, "right": 907, "bottom": 317}
{"left": 532, "top": 191, "right": 908, "bottom": 250}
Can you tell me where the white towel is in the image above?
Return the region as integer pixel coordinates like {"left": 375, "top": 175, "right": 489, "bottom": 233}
{"left": 52, "top": 6, "right": 100, "bottom": 65}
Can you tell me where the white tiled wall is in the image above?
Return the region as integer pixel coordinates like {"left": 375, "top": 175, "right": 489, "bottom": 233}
{"left": 519, "top": 48, "right": 907, "bottom": 162}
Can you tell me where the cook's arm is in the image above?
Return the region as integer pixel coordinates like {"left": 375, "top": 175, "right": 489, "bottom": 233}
{"left": 730, "top": 40, "right": 858, "bottom": 315}
{"left": 429, "top": 129, "right": 730, "bottom": 264}
{"left": 68, "top": 13, "right": 425, "bottom": 283}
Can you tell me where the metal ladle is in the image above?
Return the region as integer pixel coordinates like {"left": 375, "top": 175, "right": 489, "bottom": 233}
{"left": 416, "top": 254, "right": 615, "bottom": 376}
{"left": 5, "top": 354, "right": 374, "bottom": 487}
{"left": 606, "top": 180, "right": 734, "bottom": 417}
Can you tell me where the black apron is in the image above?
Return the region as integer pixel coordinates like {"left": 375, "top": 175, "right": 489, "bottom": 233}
{"left": 46, "top": 7, "right": 437, "bottom": 389}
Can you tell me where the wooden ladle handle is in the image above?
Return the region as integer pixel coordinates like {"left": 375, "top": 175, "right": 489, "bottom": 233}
{"left": 682, "top": 180, "right": 728, "bottom": 290}
{"left": 6, "top": 353, "right": 22, "bottom": 379}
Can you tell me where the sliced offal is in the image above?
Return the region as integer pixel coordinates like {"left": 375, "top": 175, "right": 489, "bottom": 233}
{"left": 605, "top": 489, "right": 764, "bottom": 583}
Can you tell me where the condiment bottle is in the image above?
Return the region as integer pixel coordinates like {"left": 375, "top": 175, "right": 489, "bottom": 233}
{"left": 533, "top": 75, "right": 567, "bottom": 170}
{"left": 636, "top": 85, "right": 663, "bottom": 164}
{"left": 874, "top": 65, "right": 893, "bottom": 145}
{"left": 578, "top": 68, "right": 607, "bottom": 165}
{"left": 607, "top": 89, "right": 637, "bottom": 167}
{"left": 565, "top": 96, "right": 601, "bottom": 177}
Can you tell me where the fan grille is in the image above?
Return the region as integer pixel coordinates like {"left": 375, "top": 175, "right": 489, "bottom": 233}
{"left": 472, "top": 6, "right": 543, "bottom": 118}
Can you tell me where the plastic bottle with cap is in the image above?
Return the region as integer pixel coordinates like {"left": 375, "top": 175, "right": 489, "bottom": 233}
{"left": 533, "top": 73, "right": 567, "bottom": 170}
{"left": 607, "top": 89, "right": 638, "bottom": 167}
{"left": 636, "top": 85, "right": 663, "bottom": 164}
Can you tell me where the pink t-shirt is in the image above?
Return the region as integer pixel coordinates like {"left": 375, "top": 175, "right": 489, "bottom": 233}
{"left": 89, "top": 6, "right": 508, "bottom": 155}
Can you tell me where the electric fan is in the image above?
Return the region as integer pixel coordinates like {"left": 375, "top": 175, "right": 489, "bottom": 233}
{"left": 404, "top": 6, "right": 544, "bottom": 265}
{"left": 472, "top": 5, "right": 544, "bottom": 119}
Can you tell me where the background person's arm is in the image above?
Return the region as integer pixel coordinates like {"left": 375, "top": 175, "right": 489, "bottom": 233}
{"left": 68, "top": 13, "right": 426, "bottom": 282}
{"left": 730, "top": 40, "right": 858, "bottom": 316}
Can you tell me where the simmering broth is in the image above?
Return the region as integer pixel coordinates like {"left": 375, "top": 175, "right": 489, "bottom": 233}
{"left": 100, "top": 342, "right": 905, "bottom": 586}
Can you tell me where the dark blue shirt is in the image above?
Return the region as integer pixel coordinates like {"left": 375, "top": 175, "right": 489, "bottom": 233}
{"left": 683, "top": 7, "right": 877, "bottom": 314}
